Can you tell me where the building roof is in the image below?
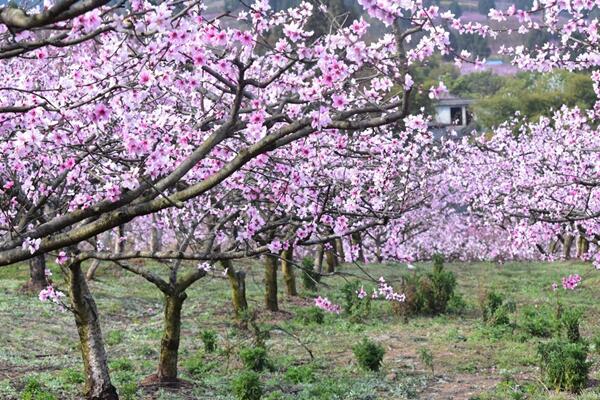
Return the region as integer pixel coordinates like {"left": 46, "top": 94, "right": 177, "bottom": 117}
{"left": 435, "top": 94, "right": 475, "bottom": 107}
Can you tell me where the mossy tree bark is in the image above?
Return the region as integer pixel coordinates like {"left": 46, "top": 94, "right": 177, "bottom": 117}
{"left": 264, "top": 254, "right": 278, "bottom": 311}
{"left": 68, "top": 262, "right": 118, "bottom": 400}
{"left": 26, "top": 254, "right": 48, "bottom": 291}
{"left": 222, "top": 259, "right": 248, "bottom": 316}
{"left": 157, "top": 293, "right": 187, "bottom": 382}
{"left": 281, "top": 246, "right": 297, "bottom": 296}
{"left": 314, "top": 244, "right": 324, "bottom": 274}
{"left": 563, "top": 234, "right": 574, "bottom": 259}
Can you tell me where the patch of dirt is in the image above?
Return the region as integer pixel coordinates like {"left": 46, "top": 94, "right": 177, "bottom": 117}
{"left": 421, "top": 373, "right": 498, "bottom": 399}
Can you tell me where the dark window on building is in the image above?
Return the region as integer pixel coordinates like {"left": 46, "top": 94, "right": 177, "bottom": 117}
{"left": 450, "top": 107, "right": 463, "bottom": 125}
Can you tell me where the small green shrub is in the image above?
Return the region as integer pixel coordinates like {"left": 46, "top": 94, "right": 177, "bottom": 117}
{"left": 447, "top": 292, "right": 467, "bottom": 315}
{"left": 109, "top": 358, "right": 134, "bottom": 372}
{"left": 352, "top": 337, "right": 385, "bottom": 371}
{"left": 239, "top": 346, "right": 269, "bottom": 372}
{"left": 301, "top": 257, "right": 320, "bottom": 291}
{"left": 559, "top": 308, "right": 583, "bottom": 343}
{"left": 520, "top": 305, "right": 555, "bottom": 337}
{"left": 538, "top": 339, "right": 590, "bottom": 393}
{"left": 105, "top": 330, "right": 125, "bottom": 346}
{"left": 418, "top": 348, "right": 434, "bottom": 375}
{"left": 284, "top": 365, "right": 315, "bottom": 384}
{"left": 118, "top": 382, "right": 138, "bottom": 400}
{"left": 59, "top": 368, "right": 84, "bottom": 385}
{"left": 184, "top": 354, "right": 219, "bottom": 377}
{"left": 20, "top": 378, "right": 57, "bottom": 400}
{"left": 592, "top": 334, "right": 600, "bottom": 354}
{"left": 201, "top": 329, "right": 218, "bottom": 353}
{"left": 295, "top": 306, "right": 325, "bottom": 325}
{"left": 232, "top": 371, "right": 263, "bottom": 400}
{"left": 339, "top": 281, "right": 372, "bottom": 321}
{"left": 480, "top": 291, "right": 515, "bottom": 326}
{"left": 394, "top": 255, "right": 456, "bottom": 318}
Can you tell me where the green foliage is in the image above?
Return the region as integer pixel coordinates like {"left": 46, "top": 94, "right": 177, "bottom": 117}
{"left": 519, "top": 305, "right": 555, "bottom": 338}
{"left": 295, "top": 306, "right": 325, "bottom": 325}
{"left": 448, "top": 31, "right": 491, "bottom": 59}
{"left": 592, "top": 334, "right": 600, "bottom": 354}
{"left": 239, "top": 346, "right": 269, "bottom": 372}
{"left": 301, "top": 257, "right": 320, "bottom": 291}
{"left": 284, "top": 365, "right": 315, "bottom": 384}
{"left": 109, "top": 358, "right": 134, "bottom": 372}
{"left": 232, "top": 371, "right": 263, "bottom": 400}
{"left": 447, "top": 293, "right": 467, "bottom": 315}
{"left": 394, "top": 256, "right": 457, "bottom": 319}
{"left": 481, "top": 291, "right": 515, "bottom": 326}
{"left": 20, "top": 378, "right": 57, "bottom": 400}
{"left": 59, "top": 368, "right": 84, "bottom": 385}
{"left": 474, "top": 71, "right": 596, "bottom": 129}
{"left": 184, "top": 354, "right": 219, "bottom": 377}
{"left": 538, "top": 339, "right": 590, "bottom": 393}
{"left": 339, "top": 280, "right": 371, "bottom": 321}
{"left": 105, "top": 329, "right": 125, "bottom": 346}
{"left": 201, "top": 329, "right": 218, "bottom": 353}
{"left": 449, "top": 71, "right": 506, "bottom": 98}
{"left": 352, "top": 337, "right": 385, "bottom": 371}
{"left": 558, "top": 308, "right": 583, "bottom": 343}
{"left": 418, "top": 348, "right": 434, "bottom": 375}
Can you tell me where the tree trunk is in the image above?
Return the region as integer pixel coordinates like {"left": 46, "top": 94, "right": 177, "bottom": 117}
{"left": 86, "top": 259, "right": 101, "bottom": 281}
{"left": 563, "top": 234, "right": 574, "bottom": 259}
{"left": 576, "top": 236, "right": 589, "bottom": 258}
{"left": 68, "top": 262, "right": 118, "bottom": 400}
{"left": 150, "top": 215, "right": 161, "bottom": 252}
{"left": 264, "top": 254, "right": 278, "bottom": 312}
{"left": 281, "top": 246, "right": 297, "bottom": 296}
{"left": 157, "top": 293, "right": 187, "bottom": 382}
{"left": 335, "top": 238, "right": 345, "bottom": 263}
{"left": 351, "top": 232, "right": 365, "bottom": 262}
{"left": 222, "top": 260, "right": 248, "bottom": 316}
{"left": 325, "top": 247, "right": 336, "bottom": 273}
{"left": 314, "top": 244, "right": 324, "bottom": 274}
{"left": 26, "top": 254, "right": 48, "bottom": 291}
{"left": 113, "top": 225, "right": 125, "bottom": 254}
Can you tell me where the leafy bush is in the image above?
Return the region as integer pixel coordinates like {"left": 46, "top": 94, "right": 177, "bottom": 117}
{"left": 340, "top": 281, "right": 371, "bottom": 321}
{"left": 232, "top": 371, "right": 263, "bottom": 400}
{"left": 558, "top": 308, "right": 583, "bottom": 343}
{"left": 352, "top": 337, "right": 385, "bottom": 371}
{"left": 418, "top": 348, "right": 434, "bottom": 375}
{"left": 105, "top": 329, "right": 125, "bottom": 346}
{"left": 284, "top": 365, "right": 315, "bottom": 384}
{"left": 393, "top": 255, "right": 457, "bottom": 318}
{"left": 480, "top": 291, "right": 515, "bottom": 326}
{"left": 239, "top": 346, "right": 269, "bottom": 372}
{"left": 520, "top": 305, "right": 555, "bottom": 337}
{"left": 295, "top": 306, "right": 324, "bottom": 325}
{"left": 538, "top": 339, "right": 590, "bottom": 393}
{"left": 184, "top": 354, "right": 219, "bottom": 377}
{"left": 592, "top": 334, "right": 600, "bottom": 354}
{"left": 109, "top": 358, "right": 134, "bottom": 372}
{"left": 447, "top": 292, "right": 467, "bottom": 315}
{"left": 201, "top": 329, "right": 218, "bottom": 353}
{"left": 20, "top": 378, "right": 57, "bottom": 400}
{"left": 59, "top": 368, "right": 84, "bottom": 385}
{"left": 300, "top": 257, "right": 320, "bottom": 291}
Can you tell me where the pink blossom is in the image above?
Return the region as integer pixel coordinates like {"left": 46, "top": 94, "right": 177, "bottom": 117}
{"left": 314, "top": 296, "right": 341, "bottom": 314}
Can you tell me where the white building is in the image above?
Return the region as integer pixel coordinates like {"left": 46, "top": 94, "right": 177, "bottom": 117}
{"left": 433, "top": 94, "right": 474, "bottom": 127}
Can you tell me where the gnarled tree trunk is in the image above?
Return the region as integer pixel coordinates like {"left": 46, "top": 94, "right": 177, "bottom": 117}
{"left": 576, "top": 236, "right": 589, "bottom": 258}
{"left": 157, "top": 293, "right": 187, "bottom": 382}
{"left": 281, "top": 246, "right": 297, "bottom": 296}
{"left": 351, "top": 232, "right": 365, "bottom": 262}
{"left": 335, "top": 238, "right": 345, "bottom": 263}
{"left": 314, "top": 244, "right": 324, "bottom": 274}
{"left": 222, "top": 260, "right": 248, "bottom": 316}
{"left": 25, "top": 254, "right": 48, "bottom": 291}
{"left": 264, "top": 254, "right": 278, "bottom": 311}
{"left": 563, "top": 234, "right": 574, "bottom": 259}
{"left": 69, "top": 262, "right": 118, "bottom": 400}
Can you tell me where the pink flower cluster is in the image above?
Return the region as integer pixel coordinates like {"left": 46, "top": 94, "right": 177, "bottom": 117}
{"left": 314, "top": 296, "right": 341, "bottom": 314}
{"left": 562, "top": 274, "right": 582, "bottom": 290}
{"left": 371, "top": 277, "right": 405, "bottom": 302}
{"left": 39, "top": 285, "right": 66, "bottom": 306}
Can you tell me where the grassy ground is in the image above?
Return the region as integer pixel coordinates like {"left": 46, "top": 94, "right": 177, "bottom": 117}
{"left": 0, "top": 259, "right": 599, "bottom": 400}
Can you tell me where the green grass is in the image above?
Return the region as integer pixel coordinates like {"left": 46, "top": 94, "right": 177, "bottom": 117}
{"left": 0, "top": 260, "right": 599, "bottom": 399}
